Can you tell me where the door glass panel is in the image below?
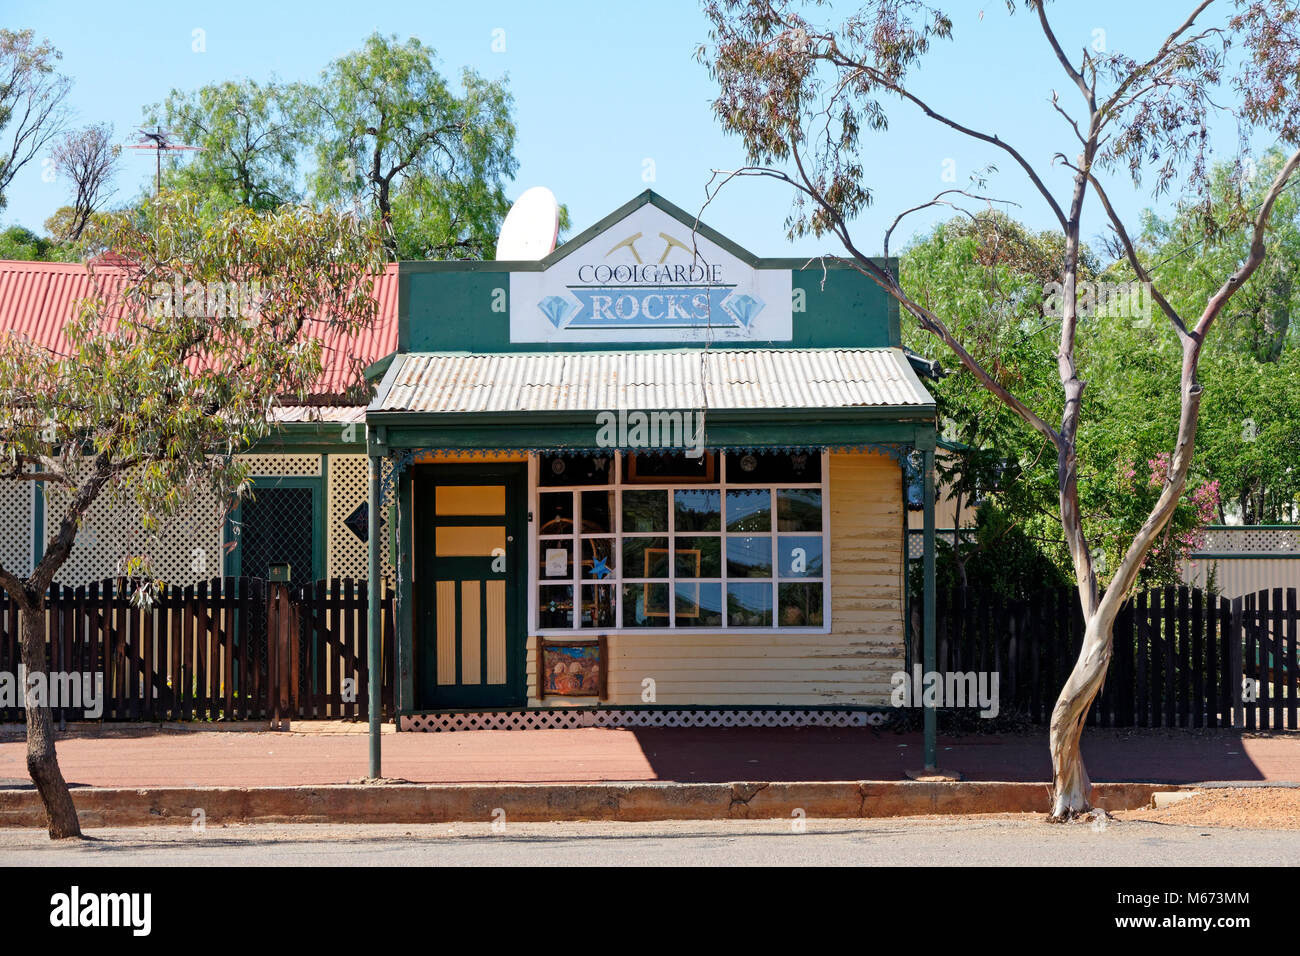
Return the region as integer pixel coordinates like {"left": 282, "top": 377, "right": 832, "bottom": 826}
{"left": 435, "top": 524, "right": 506, "bottom": 557}
{"left": 238, "top": 486, "right": 315, "bottom": 588}
{"left": 436, "top": 485, "right": 505, "bottom": 515}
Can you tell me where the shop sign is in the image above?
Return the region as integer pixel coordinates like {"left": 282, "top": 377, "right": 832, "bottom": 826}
{"left": 510, "top": 204, "right": 792, "bottom": 343}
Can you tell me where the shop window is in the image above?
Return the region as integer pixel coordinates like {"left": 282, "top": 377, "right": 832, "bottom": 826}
{"left": 534, "top": 451, "right": 829, "bottom": 632}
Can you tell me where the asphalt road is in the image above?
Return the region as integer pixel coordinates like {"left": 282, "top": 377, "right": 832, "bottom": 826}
{"left": 4, "top": 817, "right": 1299, "bottom": 866}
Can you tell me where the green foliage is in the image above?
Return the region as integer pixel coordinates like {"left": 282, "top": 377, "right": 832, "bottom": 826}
{"left": 1099, "top": 147, "right": 1300, "bottom": 525}
{"left": 305, "top": 33, "right": 518, "bottom": 259}
{"left": 145, "top": 78, "right": 308, "bottom": 211}
{"left": 0, "top": 224, "right": 52, "bottom": 260}
{"left": 909, "top": 502, "right": 1071, "bottom": 601}
{"left": 0, "top": 29, "right": 71, "bottom": 211}
{"left": 902, "top": 210, "right": 1226, "bottom": 591}
{"left": 0, "top": 192, "right": 386, "bottom": 593}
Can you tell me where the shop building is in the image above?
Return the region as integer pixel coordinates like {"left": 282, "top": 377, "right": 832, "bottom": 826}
{"left": 365, "top": 191, "right": 939, "bottom": 730}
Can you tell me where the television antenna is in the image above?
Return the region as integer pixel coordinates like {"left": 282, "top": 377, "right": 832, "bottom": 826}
{"left": 126, "top": 128, "right": 204, "bottom": 196}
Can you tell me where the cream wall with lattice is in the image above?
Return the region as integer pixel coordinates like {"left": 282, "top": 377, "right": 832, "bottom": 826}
{"left": 326, "top": 454, "right": 394, "bottom": 586}
{"left": 0, "top": 450, "right": 396, "bottom": 588}
{"left": 0, "top": 478, "right": 34, "bottom": 578}
{"left": 41, "top": 467, "right": 225, "bottom": 586}
{"left": 0, "top": 452, "right": 393, "bottom": 588}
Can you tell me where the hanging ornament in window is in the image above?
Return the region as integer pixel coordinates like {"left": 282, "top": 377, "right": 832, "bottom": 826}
{"left": 551, "top": 457, "right": 567, "bottom": 476}
{"left": 739, "top": 453, "right": 758, "bottom": 473}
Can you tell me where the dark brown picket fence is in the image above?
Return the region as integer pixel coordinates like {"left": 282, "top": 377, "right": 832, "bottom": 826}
{"left": 0, "top": 577, "right": 394, "bottom": 723}
{"left": 915, "top": 585, "right": 1299, "bottom": 728}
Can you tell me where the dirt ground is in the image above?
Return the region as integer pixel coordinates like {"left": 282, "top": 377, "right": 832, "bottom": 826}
{"left": 1117, "top": 786, "right": 1300, "bottom": 830}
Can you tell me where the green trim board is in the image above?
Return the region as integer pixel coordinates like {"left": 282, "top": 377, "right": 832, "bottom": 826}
{"left": 395, "top": 467, "right": 415, "bottom": 716}
{"left": 367, "top": 417, "right": 936, "bottom": 456}
{"left": 248, "top": 422, "right": 365, "bottom": 452}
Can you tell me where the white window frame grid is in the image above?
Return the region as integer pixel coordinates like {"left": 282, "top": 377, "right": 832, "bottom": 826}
{"left": 529, "top": 450, "right": 831, "bottom": 635}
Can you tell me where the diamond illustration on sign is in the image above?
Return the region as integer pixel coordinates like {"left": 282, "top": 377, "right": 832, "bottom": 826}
{"left": 723, "top": 293, "right": 764, "bottom": 327}
{"left": 538, "top": 295, "right": 573, "bottom": 328}
{"left": 344, "top": 502, "right": 369, "bottom": 542}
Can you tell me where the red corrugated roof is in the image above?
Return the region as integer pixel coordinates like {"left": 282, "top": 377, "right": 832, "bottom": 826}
{"left": 0, "top": 259, "right": 399, "bottom": 400}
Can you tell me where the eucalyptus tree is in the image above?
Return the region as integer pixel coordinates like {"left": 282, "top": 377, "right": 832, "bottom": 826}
{"left": 0, "top": 195, "right": 385, "bottom": 838}
{"left": 701, "top": 0, "right": 1300, "bottom": 819}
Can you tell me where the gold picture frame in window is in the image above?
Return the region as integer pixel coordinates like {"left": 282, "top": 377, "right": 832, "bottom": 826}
{"left": 644, "top": 549, "right": 671, "bottom": 616}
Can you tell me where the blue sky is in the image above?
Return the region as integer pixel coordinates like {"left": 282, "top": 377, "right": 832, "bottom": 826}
{"left": 3, "top": 0, "right": 1270, "bottom": 258}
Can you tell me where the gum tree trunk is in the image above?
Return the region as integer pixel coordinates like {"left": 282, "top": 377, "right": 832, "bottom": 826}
{"left": 1048, "top": 607, "right": 1118, "bottom": 820}
{"left": 21, "top": 604, "right": 81, "bottom": 839}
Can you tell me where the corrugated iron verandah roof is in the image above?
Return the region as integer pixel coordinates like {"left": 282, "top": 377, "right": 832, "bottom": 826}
{"left": 370, "top": 347, "right": 935, "bottom": 415}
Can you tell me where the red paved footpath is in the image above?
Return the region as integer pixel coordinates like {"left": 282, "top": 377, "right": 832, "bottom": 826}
{"left": 1, "top": 727, "right": 1299, "bottom": 788}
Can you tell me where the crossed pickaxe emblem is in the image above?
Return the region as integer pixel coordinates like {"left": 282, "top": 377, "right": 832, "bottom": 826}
{"left": 605, "top": 231, "right": 694, "bottom": 264}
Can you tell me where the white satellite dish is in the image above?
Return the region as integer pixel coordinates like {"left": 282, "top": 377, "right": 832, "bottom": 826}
{"left": 496, "top": 186, "right": 560, "bottom": 260}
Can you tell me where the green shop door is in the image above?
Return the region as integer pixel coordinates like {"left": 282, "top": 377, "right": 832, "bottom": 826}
{"left": 415, "top": 464, "right": 527, "bottom": 709}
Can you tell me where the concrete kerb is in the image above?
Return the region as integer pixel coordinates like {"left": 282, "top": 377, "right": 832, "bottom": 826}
{"left": 0, "top": 781, "right": 1190, "bottom": 828}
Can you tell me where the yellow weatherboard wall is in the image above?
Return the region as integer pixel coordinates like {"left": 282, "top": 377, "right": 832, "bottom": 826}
{"left": 527, "top": 450, "right": 905, "bottom": 707}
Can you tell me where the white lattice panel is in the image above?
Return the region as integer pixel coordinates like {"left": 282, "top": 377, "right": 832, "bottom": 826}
{"left": 43, "top": 469, "right": 224, "bottom": 587}
{"left": 324, "top": 454, "right": 396, "bottom": 585}
{"left": 328, "top": 455, "right": 368, "bottom": 580}
{"left": 1199, "top": 527, "right": 1299, "bottom": 554}
{"left": 400, "top": 708, "right": 888, "bottom": 732}
{"left": 236, "top": 454, "right": 322, "bottom": 477}
{"left": 0, "top": 476, "right": 34, "bottom": 576}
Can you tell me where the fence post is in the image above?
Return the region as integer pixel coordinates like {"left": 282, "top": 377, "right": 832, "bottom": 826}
{"left": 1230, "top": 596, "right": 1244, "bottom": 729}
{"left": 267, "top": 581, "right": 292, "bottom": 729}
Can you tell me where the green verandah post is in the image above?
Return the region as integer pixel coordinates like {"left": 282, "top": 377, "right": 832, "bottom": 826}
{"left": 922, "top": 447, "right": 937, "bottom": 770}
{"left": 368, "top": 451, "right": 382, "bottom": 778}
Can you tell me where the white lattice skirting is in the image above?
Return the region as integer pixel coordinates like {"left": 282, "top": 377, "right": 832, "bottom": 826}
{"left": 399, "top": 708, "right": 888, "bottom": 732}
